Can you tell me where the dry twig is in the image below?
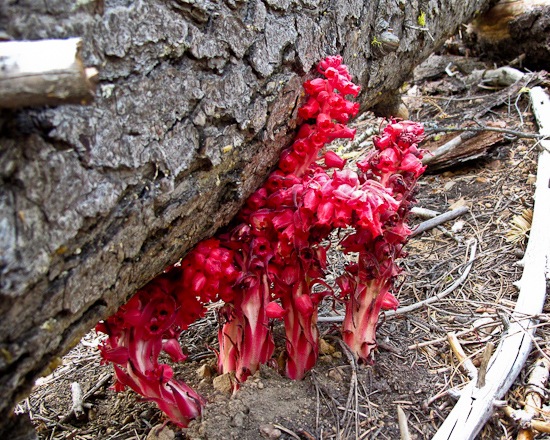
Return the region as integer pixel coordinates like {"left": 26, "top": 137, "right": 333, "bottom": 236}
{"left": 447, "top": 333, "right": 478, "bottom": 380}
{"left": 476, "top": 342, "right": 494, "bottom": 388}
{"left": 397, "top": 405, "right": 412, "bottom": 440}
{"left": 411, "top": 206, "right": 470, "bottom": 237}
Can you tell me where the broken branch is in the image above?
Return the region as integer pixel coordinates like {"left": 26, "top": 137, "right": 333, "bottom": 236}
{"left": 426, "top": 125, "right": 545, "bottom": 140}
{"left": 448, "top": 332, "right": 478, "bottom": 380}
{"left": 0, "top": 38, "right": 97, "bottom": 108}
{"left": 411, "top": 206, "right": 470, "bottom": 237}
{"left": 432, "top": 85, "right": 550, "bottom": 440}
{"left": 476, "top": 342, "right": 494, "bottom": 388}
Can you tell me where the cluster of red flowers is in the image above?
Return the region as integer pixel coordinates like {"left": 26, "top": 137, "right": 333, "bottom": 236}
{"left": 339, "top": 120, "right": 426, "bottom": 362}
{"left": 96, "top": 268, "right": 204, "bottom": 426}
{"left": 96, "top": 56, "right": 425, "bottom": 427}
{"left": 96, "top": 239, "right": 238, "bottom": 425}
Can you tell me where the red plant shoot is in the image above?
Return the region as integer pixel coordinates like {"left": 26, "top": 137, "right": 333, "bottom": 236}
{"left": 339, "top": 120, "right": 426, "bottom": 363}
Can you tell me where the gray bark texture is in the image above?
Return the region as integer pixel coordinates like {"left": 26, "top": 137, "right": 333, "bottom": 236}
{"left": 0, "top": 0, "right": 492, "bottom": 433}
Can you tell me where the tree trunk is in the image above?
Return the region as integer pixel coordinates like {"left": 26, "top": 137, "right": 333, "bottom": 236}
{"left": 0, "top": 0, "right": 493, "bottom": 433}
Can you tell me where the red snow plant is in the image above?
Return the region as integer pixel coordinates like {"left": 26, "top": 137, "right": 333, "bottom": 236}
{"left": 96, "top": 55, "right": 425, "bottom": 426}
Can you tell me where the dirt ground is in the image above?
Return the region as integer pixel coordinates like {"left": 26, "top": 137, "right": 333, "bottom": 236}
{"left": 15, "top": 40, "right": 550, "bottom": 440}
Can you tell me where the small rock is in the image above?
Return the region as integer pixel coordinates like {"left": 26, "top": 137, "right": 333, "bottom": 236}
{"left": 328, "top": 367, "right": 345, "bottom": 382}
{"left": 146, "top": 424, "right": 175, "bottom": 440}
{"left": 319, "top": 338, "right": 336, "bottom": 355}
{"left": 513, "top": 248, "right": 525, "bottom": 259}
{"left": 196, "top": 364, "right": 212, "bottom": 378}
{"left": 259, "top": 424, "right": 282, "bottom": 439}
{"left": 213, "top": 372, "right": 234, "bottom": 393}
{"left": 257, "top": 381, "right": 264, "bottom": 389}
{"left": 231, "top": 411, "right": 247, "bottom": 428}
{"left": 140, "top": 409, "right": 156, "bottom": 420}
{"left": 331, "top": 351, "right": 342, "bottom": 359}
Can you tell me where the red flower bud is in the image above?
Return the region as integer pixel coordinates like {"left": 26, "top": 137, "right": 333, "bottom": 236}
{"left": 324, "top": 151, "right": 346, "bottom": 169}
{"left": 250, "top": 209, "right": 273, "bottom": 231}
{"left": 292, "top": 139, "right": 310, "bottom": 157}
{"left": 266, "top": 301, "right": 286, "bottom": 319}
{"left": 303, "top": 188, "right": 321, "bottom": 211}
{"left": 252, "top": 237, "right": 273, "bottom": 259}
{"left": 247, "top": 188, "right": 267, "bottom": 210}
{"left": 400, "top": 153, "right": 425, "bottom": 176}
{"left": 303, "top": 78, "right": 327, "bottom": 95}
{"left": 279, "top": 150, "right": 301, "bottom": 174}
{"left": 191, "top": 272, "right": 207, "bottom": 293}
{"left": 380, "top": 291, "right": 399, "bottom": 310}
{"left": 205, "top": 257, "right": 222, "bottom": 276}
{"left": 298, "top": 97, "right": 320, "bottom": 120}
{"left": 163, "top": 339, "right": 188, "bottom": 362}
{"left": 316, "top": 112, "right": 333, "bottom": 132}
{"left": 316, "top": 200, "right": 335, "bottom": 225}
{"left": 328, "top": 124, "right": 356, "bottom": 140}
{"left": 272, "top": 209, "right": 294, "bottom": 230}
{"left": 318, "top": 55, "right": 343, "bottom": 72}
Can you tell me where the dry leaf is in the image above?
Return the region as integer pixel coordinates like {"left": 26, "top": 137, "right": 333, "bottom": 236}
{"left": 506, "top": 209, "right": 533, "bottom": 244}
{"left": 448, "top": 197, "right": 469, "bottom": 211}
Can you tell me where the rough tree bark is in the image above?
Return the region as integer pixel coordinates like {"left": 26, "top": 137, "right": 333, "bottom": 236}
{"left": 0, "top": 0, "right": 493, "bottom": 433}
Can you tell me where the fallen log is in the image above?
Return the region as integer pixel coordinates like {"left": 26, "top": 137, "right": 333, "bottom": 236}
{"left": 0, "top": 0, "right": 495, "bottom": 435}
{"left": 422, "top": 122, "right": 507, "bottom": 172}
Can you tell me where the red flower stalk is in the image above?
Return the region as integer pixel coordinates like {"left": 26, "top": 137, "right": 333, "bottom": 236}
{"left": 217, "top": 266, "right": 275, "bottom": 384}
{"left": 340, "top": 120, "right": 425, "bottom": 363}
{"left": 216, "top": 55, "right": 361, "bottom": 382}
{"left": 96, "top": 240, "right": 237, "bottom": 426}
{"left": 283, "top": 56, "right": 360, "bottom": 177}
{"left": 96, "top": 269, "right": 205, "bottom": 427}
{"left": 276, "top": 271, "right": 326, "bottom": 380}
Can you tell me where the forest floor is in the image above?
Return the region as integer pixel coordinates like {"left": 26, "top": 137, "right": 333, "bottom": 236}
{"left": 17, "top": 44, "right": 550, "bottom": 440}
